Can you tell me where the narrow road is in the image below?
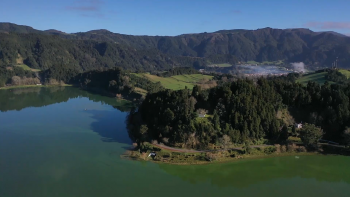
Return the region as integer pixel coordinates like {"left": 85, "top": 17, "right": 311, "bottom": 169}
{"left": 153, "top": 143, "right": 272, "bottom": 153}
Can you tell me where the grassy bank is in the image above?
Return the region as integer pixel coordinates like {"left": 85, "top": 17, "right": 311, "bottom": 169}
{"left": 0, "top": 84, "right": 72, "bottom": 90}
{"left": 122, "top": 142, "right": 323, "bottom": 165}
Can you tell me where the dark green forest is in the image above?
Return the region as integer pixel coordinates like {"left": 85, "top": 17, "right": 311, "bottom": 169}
{"left": 128, "top": 77, "right": 350, "bottom": 149}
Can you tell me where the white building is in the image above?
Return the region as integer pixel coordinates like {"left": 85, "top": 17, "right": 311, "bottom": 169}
{"left": 295, "top": 123, "right": 303, "bottom": 129}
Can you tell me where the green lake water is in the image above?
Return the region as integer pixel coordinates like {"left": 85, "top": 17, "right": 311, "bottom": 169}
{"left": 1, "top": 87, "right": 350, "bottom": 197}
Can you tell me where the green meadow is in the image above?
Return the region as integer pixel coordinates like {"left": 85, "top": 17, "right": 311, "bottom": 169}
{"left": 296, "top": 72, "right": 329, "bottom": 85}
{"left": 132, "top": 73, "right": 213, "bottom": 90}
{"left": 339, "top": 69, "right": 350, "bottom": 79}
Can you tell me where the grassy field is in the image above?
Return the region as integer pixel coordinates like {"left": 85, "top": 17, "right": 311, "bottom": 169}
{"left": 296, "top": 72, "right": 329, "bottom": 85}
{"left": 215, "top": 63, "right": 232, "bottom": 67}
{"left": 133, "top": 73, "right": 213, "bottom": 90}
{"left": 16, "top": 64, "right": 41, "bottom": 72}
{"left": 246, "top": 60, "right": 284, "bottom": 65}
{"left": 246, "top": 61, "right": 259, "bottom": 65}
{"left": 339, "top": 69, "right": 350, "bottom": 79}
{"left": 133, "top": 87, "right": 148, "bottom": 96}
{"left": 207, "top": 63, "right": 232, "bottom": 67}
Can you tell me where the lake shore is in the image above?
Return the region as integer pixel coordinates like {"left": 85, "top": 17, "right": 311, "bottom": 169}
{"left": 123, "top": 142, "right": 349, "bottom": 165}
{"left": 122, "top": 143, "right": 326, "bottom": 165}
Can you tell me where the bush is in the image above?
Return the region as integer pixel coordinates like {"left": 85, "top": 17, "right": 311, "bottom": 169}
{"left": 264, "top": 146, "right": 277, "bottom": 154}
{"left": 287, "top": 143, "right": 297, "bottom": 152}
{"left": 300, "top": 123, "right": 323, "bottom": 148}
{"left": 280, "top": 145, "right": 287, "bottom": 153}
{"left": 151, "top": 140, "right": 158, "bottom": 145}
{"left": 205, "top": 152, "right": 218, "bottom": 161}
{"left": 296, "top": 146, "right": 307, "bottom": 152}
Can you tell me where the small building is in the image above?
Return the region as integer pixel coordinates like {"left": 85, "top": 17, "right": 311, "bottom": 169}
{"left": 198, "top": 114, "right": 206, "bottom": 118}
{"left": 295, "top": 122, "right": 303, "bottom": 129}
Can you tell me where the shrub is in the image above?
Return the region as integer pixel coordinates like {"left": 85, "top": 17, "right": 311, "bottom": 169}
{"left": 205, "top": 152, "right": 218, "bottom": 161}
{"left": 296, "top": 146, "right": 307, "bottom": 152}
{"left": 274, "top": 144, "right": 281, "bottom": 153}
{"left": 151, "top": 140, "right": 158, "bottom": 145}
{"left": 280, "top": 145, "right": 287, "bottom": 153}
{"left": 287, "top": 143, "right": 297, "bottom": 152}
{"left": 264, "top": 146, "right": 277, "bottom": 154}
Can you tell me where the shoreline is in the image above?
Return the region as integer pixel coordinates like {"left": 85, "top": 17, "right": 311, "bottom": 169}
{"left": 123, "top": 143, "right": 349, "bottom": 165}
{"left": 122, "top": 148, "right": 320, "bottom": 165}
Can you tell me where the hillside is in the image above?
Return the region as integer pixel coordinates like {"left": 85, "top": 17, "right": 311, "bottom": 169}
{"left": 0, "top": 32, "right": 207, "bottom": 72}
{"left": 2, "top": 23, "right": 350, "bottom": 73}
{"left": 60, "top": 27, "right": 350, "bottom": 68}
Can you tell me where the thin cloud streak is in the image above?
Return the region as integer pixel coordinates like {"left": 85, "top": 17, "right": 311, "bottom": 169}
{"left": 65, "top": 0, "right": 104, "bottom": 12}
{"left": 304, "top": 21, "right": 350, "bottom": 30}
{"left": 65, "top": 0, "right": 106, "bottom": 18}
{"left": 66, "top": 6, "right": 98, "bottom": 11}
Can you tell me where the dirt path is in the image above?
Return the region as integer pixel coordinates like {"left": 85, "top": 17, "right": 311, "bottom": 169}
{"left": 153, "top": 143, "right": 272, "bottom": 153}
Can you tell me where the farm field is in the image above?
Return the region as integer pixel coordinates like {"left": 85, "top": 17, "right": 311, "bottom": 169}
{"left": 245, "top": 60, "right": 284, "bottom": 65}
{"left": 339, "top": 69, "right": 350, "bottom": 79}
{"left": 132, "top": 73, "right": 213, "bottom": 90}
{"left": 208, "top": 63, "right": 232, "bottom": 67}
{"left": 296, "top": 72, "right": 329, "bottom": 85}
{"left": 214, "top": 63, "right": 232, "bottom": 67}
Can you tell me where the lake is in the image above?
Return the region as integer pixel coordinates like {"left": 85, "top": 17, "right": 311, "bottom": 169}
{"left": 1, "top": 87, "right": 350, "bottom": 197}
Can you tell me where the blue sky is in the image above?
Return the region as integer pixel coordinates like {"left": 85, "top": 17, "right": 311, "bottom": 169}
{"left": 1, "top": 0, "right": 349, "bottom": 36}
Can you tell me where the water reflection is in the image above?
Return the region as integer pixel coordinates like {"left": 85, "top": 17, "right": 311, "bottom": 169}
{"left": 86, "top": 109, "right": 132, "bottom": 145}
{"left": 0, "top": 87, "right": 134, "bottom": 112}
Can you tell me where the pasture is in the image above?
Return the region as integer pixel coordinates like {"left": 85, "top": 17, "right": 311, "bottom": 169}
{"left": 296, "top": 72, "right": 329, "bottom": 85}
{"left": 208, "top": 63, "right": 232, "bottom": 67}
{"left": 339, "top": 69, "right": 350, "bottom": 79}
{"left": 132, "top": 73, "right": 213, "bottom": 90}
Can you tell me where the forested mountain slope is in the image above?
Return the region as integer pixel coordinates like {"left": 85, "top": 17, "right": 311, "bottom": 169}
{"left": 1, "top": 23, "right": 350, "bottom": 71}
{"left": 60, "top": 27, "right": 350, "bottom": 68}
{"left": 0, "top": 32, "right": 206, "bottom": 72}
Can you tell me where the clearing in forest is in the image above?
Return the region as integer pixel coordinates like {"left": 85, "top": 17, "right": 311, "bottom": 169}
{"left": 16, "top": 64, "right": 41, "bottom": 72}
{"left": 132, "top": 73, "right": 213, "bottom": 90}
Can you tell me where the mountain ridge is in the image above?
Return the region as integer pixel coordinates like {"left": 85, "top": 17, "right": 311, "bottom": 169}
{"left": 1, "top": 22, "right": 347, "bottom": 37}
{"left": 1, "top": 22, "right": 350, "bottom": 70}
